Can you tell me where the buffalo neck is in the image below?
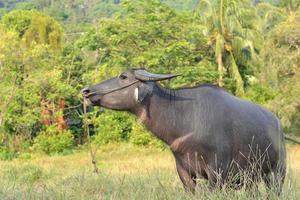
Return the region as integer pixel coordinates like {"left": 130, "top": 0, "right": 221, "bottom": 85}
{"left": 132, "top": 83, "right": 192, "bottom": 145}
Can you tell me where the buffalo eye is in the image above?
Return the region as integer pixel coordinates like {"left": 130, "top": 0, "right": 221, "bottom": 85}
{"left": 119, "top": 74, "right": 127, "bottom": 80}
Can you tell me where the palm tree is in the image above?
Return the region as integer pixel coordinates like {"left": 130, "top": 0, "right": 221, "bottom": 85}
{"left": 194, "top": 0, "right": 262, "bottom": 96}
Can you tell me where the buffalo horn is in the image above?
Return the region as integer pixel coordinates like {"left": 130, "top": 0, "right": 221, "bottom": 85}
{"left": 134, "top": 69, "right": 179, "bottom": 81}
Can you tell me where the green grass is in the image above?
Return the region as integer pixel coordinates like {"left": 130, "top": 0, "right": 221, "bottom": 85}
{"left": 0, "top": 144, "right": 299, "bottom": 199}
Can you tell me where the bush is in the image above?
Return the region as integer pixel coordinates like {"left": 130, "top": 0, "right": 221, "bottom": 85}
{"left": 92, "top": 111, "right": 132, "bottom": 145}
{"left": 0, "top": 147, "right": 17, "bottom": 160}
{"left": 130, "top": 121, "right": 165, "bottom": 148}
{"left": 33, "top": 125, "right": 74, "bottom": 154}
{"left": 245, "top": 83, "right": 277, "bottom": 104}
{"left": 0, "top": 131, "right": 27, "bottom": 160}
{"left": 91, "top": 110, "right": 165, "bottom": 148}
{"left": 129, "top": 122, "right": 153, "bottom": 145}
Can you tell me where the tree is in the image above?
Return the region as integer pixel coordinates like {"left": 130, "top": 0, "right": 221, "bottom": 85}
{"left": 0, "top": 10, "right": 74, "bottom": 145}
{"left": 1, "top": 9, "right": 63, "bottom": 49}
{"left": 77, "top": 0, "right": 216, "bottom": 87}
{"left": 0, "top": 30, "right": 21, "bottom": 128}
{"left": 260, "top": 9, "right": 300, "bottom": 134}
{"left": 194, "top": 0, "right": 263, "bottom": 96}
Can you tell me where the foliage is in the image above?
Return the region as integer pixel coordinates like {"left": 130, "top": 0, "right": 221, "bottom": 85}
{"left": 0, "top": 146, "right": 16, "bottom": 160}
{"left": 130, "top": 120, "right": 164, "bottom": 148}
{"left": 0, "top": 131, "right": 31, "bottom": 160}
{"left": 1, "top": 9, "right": 63, "bottom": 49}
{"left": 245, "top": 83, "right": 277, "bottom": 105}
{"left": 194, "top": 0, "right": 263, "bottom": 96}
{"left": 0, "top": 27, "right": 67, "bottom": 136}
{"left": 92, "top": 111, "right": 133, "bottom": 145}
{"left": 129, "top": 122, "right": 153, "bottom": 146}
{"left": 257, "top": 7, "right": 300, "bottom": 132}
{"left": 0, "top": 0, "right": 299, "bottom": 157}
{"left": 33, "top": 125, "right": 74, "bottom": 154}
{"left": 161, "top": 0, "right": 199, "bottom": 10}
{"left": 0, "top": 10, "right": 78, "bottom": 153}
{"left": 77, "top": 0, "right": 215, "bottom": 88}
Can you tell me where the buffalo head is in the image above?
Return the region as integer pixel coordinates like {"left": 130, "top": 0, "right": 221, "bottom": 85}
{"left": 82, "top": 69, "right": 179, "bottom": 110}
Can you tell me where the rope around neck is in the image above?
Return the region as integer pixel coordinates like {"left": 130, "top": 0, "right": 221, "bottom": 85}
{"left": 82, "top": 80, "right": 140, "bottom": 174}
{"left": 84, "top": 80, "right": 139, "bottom": 98}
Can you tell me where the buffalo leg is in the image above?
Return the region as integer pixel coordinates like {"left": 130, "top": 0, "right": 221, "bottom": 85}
{"left": 175, "top": 159, "right": 196, "bottom": 193}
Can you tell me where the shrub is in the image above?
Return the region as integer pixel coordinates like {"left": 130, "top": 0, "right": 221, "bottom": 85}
{"left": 130, "top": 121, "right": 165, "bottom": 148}
{"left": 33, "top": 125, "right": 74, "bottom": 154}
{"left": 91, "top": 110, "right": 165, "bottom": 148}
{"left": 0, "top": 132, "right": 28, "bottom": 160}
{"left": 0, "top": 147, "right": 17, "bottom": 160}
{"left": 245, "top": 83, "right": 277, "bottom": 104}
{"left": 92, "top": 111, "right": 132, "bottom": 145}
{"left": 129, "top": 122, "right": 153, "bottom": 145}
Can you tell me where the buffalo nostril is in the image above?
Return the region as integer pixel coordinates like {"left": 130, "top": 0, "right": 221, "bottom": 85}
{"left": 82, "top": 87, "right": 90, "bottom": 94}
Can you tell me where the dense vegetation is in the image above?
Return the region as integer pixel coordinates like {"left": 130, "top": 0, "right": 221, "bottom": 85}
{"left": 0, "top": 0, "right": 299, "bottom": 159}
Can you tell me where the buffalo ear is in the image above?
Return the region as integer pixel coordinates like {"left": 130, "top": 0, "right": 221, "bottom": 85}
{"left": 134, "top": 84, "right": 153, "bottom": 103}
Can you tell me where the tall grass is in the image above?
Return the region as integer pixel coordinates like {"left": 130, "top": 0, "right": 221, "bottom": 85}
{"left": 0, "top": 144, "right": 299, "bottom": 199}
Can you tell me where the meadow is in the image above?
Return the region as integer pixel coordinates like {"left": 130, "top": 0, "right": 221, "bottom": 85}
{"left": 0, "top": 1, "right": 300, "bottom": 199}
{"left": 0, "top": 144, "right": 299, "bottom": 200}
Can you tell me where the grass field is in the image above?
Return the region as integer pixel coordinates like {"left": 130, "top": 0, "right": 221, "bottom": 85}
{"left": 0, "top": 144, "right": 299, "bottom": 200}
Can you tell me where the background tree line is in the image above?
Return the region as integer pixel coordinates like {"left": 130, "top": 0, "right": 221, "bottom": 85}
{"left": 0, "top": 0, "right": 299, "bottom": 159}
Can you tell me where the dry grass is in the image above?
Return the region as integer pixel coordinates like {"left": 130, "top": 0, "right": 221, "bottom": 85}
{"left": 289, "top": 145, "right": 300, "bottom": 174}
{"left": 0, "top": 144, "right": 299, "bottom": 200}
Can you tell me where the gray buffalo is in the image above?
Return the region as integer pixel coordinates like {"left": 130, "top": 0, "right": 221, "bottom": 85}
{"left": 82, "top": 69, "right": 286, "bottom": 194}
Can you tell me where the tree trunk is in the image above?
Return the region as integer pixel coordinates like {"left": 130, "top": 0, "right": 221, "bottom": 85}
{"left": 220, "top": 0, "right": 224, "bottom": 34}
{"left": 56, "top": 99, "right": 68, "bottom": 130}
{"left": 228, "top": 52, "right": 244, "bottom": 96}
{"left": 40, "top": 99, "right": 68, "bottom": 130}
{"left": 41, "top": 99, "right": 53, "bottom": 126}
{"left": 216, "top": 33, "right": 224, "bottom": 87}
{"left": 217, "top": 53, "right": 224, "bottom": 87}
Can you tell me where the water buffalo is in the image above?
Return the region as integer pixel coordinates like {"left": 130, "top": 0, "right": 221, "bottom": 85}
{"left": 82, "top": 69, "right": 286, "bottom": 194}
